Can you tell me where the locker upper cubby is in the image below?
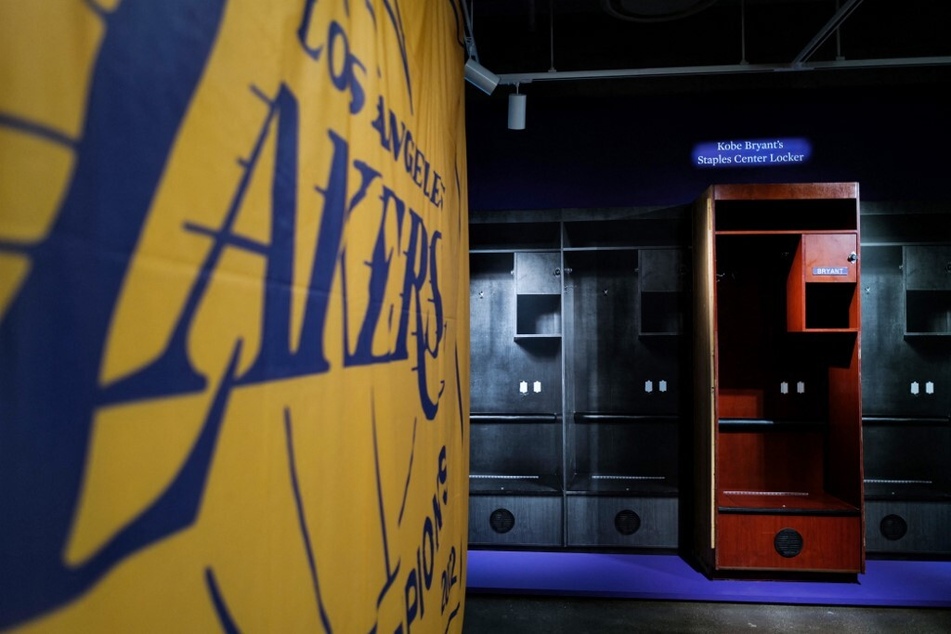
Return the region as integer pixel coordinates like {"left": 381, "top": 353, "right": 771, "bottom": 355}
{"left": 711, "top": 183, "right": 859, "bottom": 233}
{"left": 904, "top": 245, "right": 951, "bottom": 337}
{"left": 563, "top": 217, "right": 684, "bottom": 249}
{"left": 469, "top": 221, "right": 560, "bottom": 252}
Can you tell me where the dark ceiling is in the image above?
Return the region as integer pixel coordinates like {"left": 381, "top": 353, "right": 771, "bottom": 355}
{"left": 464, "top": 0, "right": 951, "bottom": 97}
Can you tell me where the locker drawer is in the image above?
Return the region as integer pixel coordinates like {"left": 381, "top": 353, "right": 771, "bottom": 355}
{"left": 866, "top": 500, "right": 951, "bottom": 555}
{"left": 716, "top": 513, "right": 863, "bottom": 573}
{"left": 566, "top": 496, "right": 678, "bottom": 548}
{"left": 469, "top": 495, "right": 562, "bottom": 547}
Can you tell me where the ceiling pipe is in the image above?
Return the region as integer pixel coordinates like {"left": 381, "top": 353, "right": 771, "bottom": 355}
{"left": 495, "top": 55, "right": 951, "bottom": 86}
{"left": 739, "top": 0, "right": 747, "bottom": 65}
{"left": 487, "top": 0, "right": 949, "bottom": 89}
{"left": 835, "top": 0, "right": 845, "bottom": 61}
{"left": 792, "top": 0, "right": 865, "bottom": 66}
{"left": 461, "top": 0, "right": 480, "bottom": 61}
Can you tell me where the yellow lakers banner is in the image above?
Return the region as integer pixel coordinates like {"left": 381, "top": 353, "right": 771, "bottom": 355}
{"left": 0, "top": 1, "right": 470, "bottom": 631}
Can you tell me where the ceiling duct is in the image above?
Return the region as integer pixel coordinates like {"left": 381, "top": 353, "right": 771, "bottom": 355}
{"left": 601, "top": 0, "right": 719, "bottom": 22}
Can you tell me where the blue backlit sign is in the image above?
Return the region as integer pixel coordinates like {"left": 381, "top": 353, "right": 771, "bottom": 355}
{"left": 692, "top": 138, "right": 812, "bottom": 168}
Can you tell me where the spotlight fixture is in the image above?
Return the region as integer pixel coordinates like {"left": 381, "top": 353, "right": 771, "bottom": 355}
{"left": 465, "top": 58, "right": 500, "bottom": 95}
{"left": 461, "top": 0, "right": 499, "bottom": 95}
{"left": 507, "top": 88, "right": 526, "bottom": 130}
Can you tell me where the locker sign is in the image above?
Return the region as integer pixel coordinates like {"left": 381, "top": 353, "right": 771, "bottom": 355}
{"left": 813, "top": 267, "right": 850, "bottom": 276}
{"left": 692, "top": 137, "right": 812, "bottom": 168}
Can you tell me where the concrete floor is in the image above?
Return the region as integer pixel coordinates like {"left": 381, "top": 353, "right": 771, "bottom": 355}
{"left": 462, "top": 593, "right": 951, "bottom": 633}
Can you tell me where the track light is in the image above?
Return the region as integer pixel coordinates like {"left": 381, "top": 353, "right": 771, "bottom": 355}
{"left": 465, "top": 58, "right": 499, "bottom": 95}
{"left": 508, "top": 88, "right": 526, "bottom": 130}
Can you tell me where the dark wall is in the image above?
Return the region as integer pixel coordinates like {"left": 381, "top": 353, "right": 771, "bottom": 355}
{"left": 466, "top": 79, "right": 949, "bottom": 210}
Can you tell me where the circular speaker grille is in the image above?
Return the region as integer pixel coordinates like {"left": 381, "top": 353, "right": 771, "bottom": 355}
{"left": 880, "top": 514, "right": 908, "bottom": 541}
{"left": 614, "top": 509, "right": 642, "bottom": 535}
{"left": 489, "top": 508, "right": 515, "bottom": 534}
{"left": 774, "top": 528, "right": 804, "bottom": 558}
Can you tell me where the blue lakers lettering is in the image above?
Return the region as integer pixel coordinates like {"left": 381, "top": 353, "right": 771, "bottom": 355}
{"left": 107, "top": 26, "right": 445, "bottom": 418}
{"left": 372, "top": 95, "right": 447, "bottom": 208}
{"left": 404, "top": 446, "right": 451, "bottom": 631}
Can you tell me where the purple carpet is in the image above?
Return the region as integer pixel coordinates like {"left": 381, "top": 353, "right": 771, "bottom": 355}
{"left": 466, "top": 551, "right": 951, "bottom": 608}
